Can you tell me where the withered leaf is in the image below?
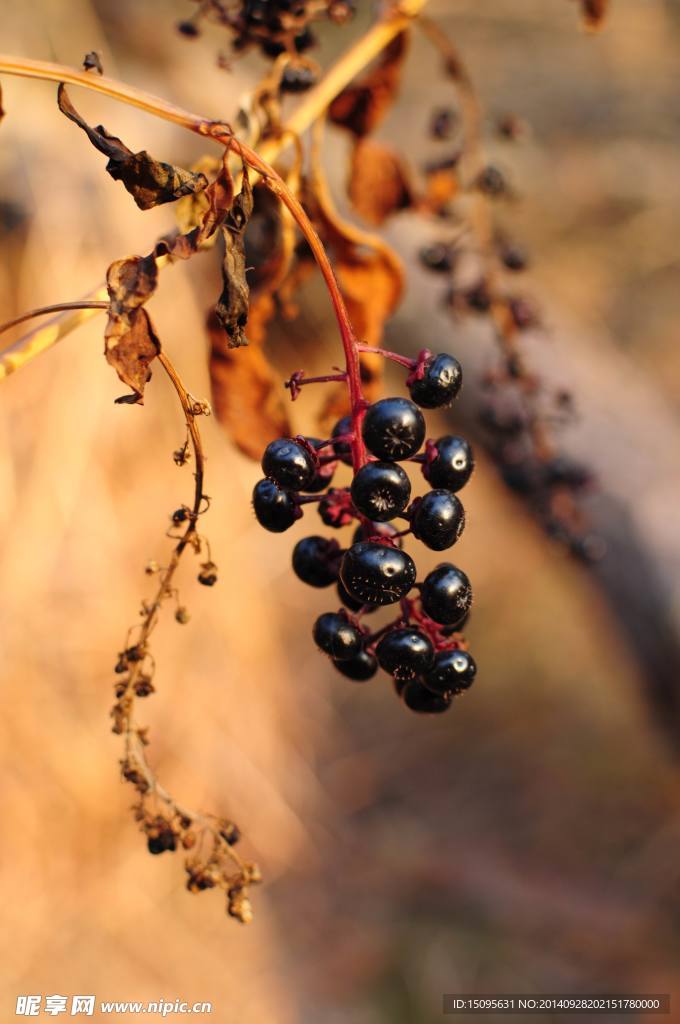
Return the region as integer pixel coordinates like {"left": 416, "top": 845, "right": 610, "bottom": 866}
{"left": 207, "top": 308, "right": 290, "bottom": 460}
{"left": 57, "top": 85, "right": 208, "bottom": 210}
{"left": 329, "top": 32, "right": 409, "bottom": 138}
{"left": 348, "top": 138, "right": 413, "bottom": 226}
{"left": 214, "top": 165, "right": 254, "bottom": 348}
{"left": 105, "top": 254, "right": 160, "bottom": 403}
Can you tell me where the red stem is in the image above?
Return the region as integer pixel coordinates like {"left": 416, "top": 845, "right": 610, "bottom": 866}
{"left": 356, "top": 343, "right": 415, "bottom": 371}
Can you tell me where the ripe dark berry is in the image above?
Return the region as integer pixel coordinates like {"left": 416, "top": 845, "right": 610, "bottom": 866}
{"left": 262, "top": 438, "right": 316, "bottom": 490}
{"left": 253, "top": 478, "right": 300, "bottom": 533}
{"left": 421, "top": 563, "right": 472, "bottom": 625}
{"left": 313, "top": 612, "right": 363, "bottom": 660}
{"left": 431, "top": 107, "right": 458, "bottom": 140}
{"left": 419, "top": 242, "right": 455, "bottom": 273}
{"left": 401, "top": 681, "right": 452, "bottom": 714}
{"left": 281, "top": 64, "right": 317, "bottom": 93}
{"left": 340, "top": 541, "right": 416, "bottom": 606}
{"left": 350, "top": 461, "right": 411, "bottom": 522}
{"left": 332, "top": 648, "right": 378, "bottom": 681}
{"left": 331, "top": 415, "right": 354, "bottom": 465}
{"left": 376, "top": 628, "right": 434, "bottom": 680}
{"left": 362, "top": 397, "right": 426, "bottom": 461}
{"left": 408, "top": 353, "right": 462, "bottom": 409}
{"left": 337, "top": 578, "right": 377, "bottom": 614}
{"left": 424, "top": 436, "right": 474, "bottom": 492}
{"left": 147, "top": 829, "right": 177, "bottom": 855}
{"left": 424, "top": 648, "right": 477, "bottom": 695}
{"left": 410, "top": 490, "right": 465, "bottom": 551}
{"left": 292, "top": 536, "right": 341, "bottom": 587}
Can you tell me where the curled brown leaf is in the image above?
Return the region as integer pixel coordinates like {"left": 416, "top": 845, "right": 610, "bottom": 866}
{"left": 105, "top": 254, "right": 160, "bottom": 403}
{"left": 329, "top": 32, "right": 409, "bottom": 138}
{"left": 215, "top": 166, "right": 254, "bottom": 348}
{"left": 57, "top": 85, "right": 208, "bottom": 210}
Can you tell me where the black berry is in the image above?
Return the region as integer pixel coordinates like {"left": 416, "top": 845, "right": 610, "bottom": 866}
{"left": 376, "top": 628, "right": 434, "bottom": 680}
{"left": 419, "top": 242, "right": 455, "bottom": 273}
{"left": 410, "top": 490, "right": 465, "bottom": 550}
{"left": 401, "top": 681, "right": 452, "bottom": 714}
{"left": 292, "top": 536, "right": 341, "bottom": 587}
{"left": 424, "top": 648, "right": 477, "bottom": 695}
{"left": 253, "top": 478, "right": 300, "bottom": 533}
{"left": 409, "top": 353, "right": 462, "bottom": 409}
{"left": 262, "top": 438, "right": 316, "bottom": 490}
{"left": 331, "top": 415, "right": 354, "bottom": 465}
{"left": 350, "top": 461, "right": 411, "bottom": 522}
{"left": 332, "top": 648, "right": 378, "bottom": 681}
{"left": 340, "top": 541, "right": 416, "bottom": 606}
{"left": 281, "top": 64, "right": 318, "bottom": 93}
{"left": 420, "top": 563, "right": 472, "bottom": 625}
{"left": 362, "top": 397, "right": 426, "bottom": 461}
{"left": 313, "top": 612, "right": 363, "bottom": 660}
{"left": 424, "top": 436, "right": 474, "bottom": 492}
{"left": 147, "top": 830, "right": 177, "bottom": 855}
{"left": 337, "top": 578, "right": 377, "bottom": 614}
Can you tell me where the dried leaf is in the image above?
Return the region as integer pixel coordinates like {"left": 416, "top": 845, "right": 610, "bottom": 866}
{"left": 348, "top": 138, "right": 413, "bottom": 225}
{"left": 580, "top": 0, "right": 608, "bottom": 28}
{"left": 207, "top": 309, "right": 290, "bottom": 460}
{"left": 105, "top": 254, "right": 160, "bottom": 403}
{"left": 329, "top": 33, "right": 409, "bottom": 137}
{"left": 215, "top": 166, "right": 254, "bottom": 348}
{"left": 58, "top": 85, "right": 208, "bottom": 210}
{"left": 174, "top": 155, "right": 222, "bottom": 235}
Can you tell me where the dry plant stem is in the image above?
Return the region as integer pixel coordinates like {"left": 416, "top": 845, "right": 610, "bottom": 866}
{"left": 121, "top": 348, "right": 245, "bottom": 874}
{"left": 0, "top": 289, "right": 109, "bottom": 377}
{"left": 0, "top": 300, "right": 109, "bottom": 343}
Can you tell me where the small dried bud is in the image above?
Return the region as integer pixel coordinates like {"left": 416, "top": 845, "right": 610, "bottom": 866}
{"left": 145, "top": 560, "right": 160, "bottom": 575}
{"left": 227, "top": 885, "right": 253, "bottom": 924}
{"left": 197, "top": 562, "right": 218, "bottom": 587}
{"left": 172, "top": 507, "right": 189, "bottom": 525}
{"left": 134, "top": 674, "right": 155, "bottom": 698}
{"left": 219, "top": 822, "right": 241, "bottom": 846}
{"left": 175, "top": 606, "right": 190, "bottom": 625}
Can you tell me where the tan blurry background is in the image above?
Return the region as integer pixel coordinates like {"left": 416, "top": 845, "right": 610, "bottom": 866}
{"left": 1, "top": 1, "right": 680, "bottom": 1021}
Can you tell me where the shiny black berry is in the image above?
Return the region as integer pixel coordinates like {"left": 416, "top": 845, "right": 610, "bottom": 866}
{"left": 424, "top": 648, "right": 477, "bottom": 695}
{"left": 331, "top": 415, "right": 354, "bottom": 466}
{"left": 376, "top": 628, "right": 434, "bottom": 680}
{"left": 410, "top": 490, "right": 465, "bottom": 550}
{"left": 332, "top": 648, "right": 378, "bottom": 681}
{"left": 424, "top": 436, "right": 474, "bottom": 492}
{"left": 281, "top": 64, "right": 317, "bottom": 93}
{"left": 252, "top": 478, "right": 300, "bottom": 533}
{"left": 336, "top": 578, "right": 378, "bottom": 614}
{"left": 409, "top": 353, "right": 462, "bottom": 409}
{"left": 401, "top": 681, "right": 452, "bottom": 714}
{"left": 313, "top": 612, "right": 363, "bottom": 660}
{"left": 340, "top": 541, "right": 416, "bottom": 606}
{"left": 362, "top": 397, "right": 426, "bottom": 461}
{"left": 420, "top": 563, "right": 472, "bottom": 625}
{"left": 262, "top": 438, "right": 316, "bottom": 490}
{"left": 350, "top": 461, "right": 411, "bottom": 522}
{"left": 292, "top": 536, "right": 341, "bottom": 587}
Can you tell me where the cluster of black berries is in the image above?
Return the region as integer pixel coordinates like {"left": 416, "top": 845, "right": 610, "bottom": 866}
{"left": 252, "top": 349, "right": 477, "bottom": 714}
{"left": 178, "top": 0, "right": 355, "bottom": 87}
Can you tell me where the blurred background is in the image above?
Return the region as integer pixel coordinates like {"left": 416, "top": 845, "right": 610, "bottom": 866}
{"left": 1, "top": 1, "right": 680, "bottom": 1021}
